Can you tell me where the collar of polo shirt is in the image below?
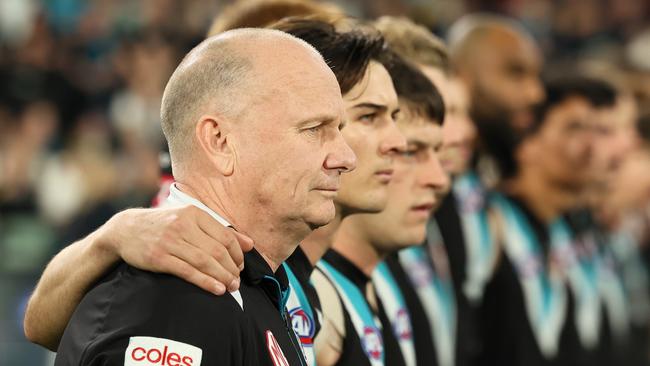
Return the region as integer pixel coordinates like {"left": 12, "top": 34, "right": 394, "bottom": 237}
{"left": 167, "top": 182, "right": 292, "bottom": 312}
{"left": 167, "top": 183, "right": 232, "bottom": 227}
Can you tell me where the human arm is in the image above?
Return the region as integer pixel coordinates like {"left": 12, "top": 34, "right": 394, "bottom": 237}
{"left": 312, "top": 269, "right": 345, "bottom": 366}
{"left": 24, "top": 205, "right": 253, "bottom": 350}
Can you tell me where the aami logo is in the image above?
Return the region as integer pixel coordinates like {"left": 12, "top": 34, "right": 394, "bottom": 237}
{"left": 124, "top": 336, "right": 202, "bottom": 366}
{"left": 289, "top": 307, "right": 314, "bottom": 345}
{"left": 393, "top": 308, "right": 413, "bottom": 340}
{"left": 362, "top": 326, "right": 384, "bottom": 361}
{"left": 266, "top": 330, "right": 290, "bottom": 366}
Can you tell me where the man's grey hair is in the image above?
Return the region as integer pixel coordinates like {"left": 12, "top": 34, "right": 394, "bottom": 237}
{"left": 160, "top": 28, "right": 321, "bottom": 171}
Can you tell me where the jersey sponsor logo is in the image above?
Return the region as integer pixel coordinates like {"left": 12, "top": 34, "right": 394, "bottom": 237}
{"left": 515, "top": 254, "right": 543, "bottom": 279}
{"left": 362, "top": 326, "right": 384, "bottom": 361}
{"left": 409, "top": 258, "right": 434, "bottom": 289}
{"left": 289, "top": 307, "right": 315, "bottom": 345}
{"left": 458, "top": 186, "right": 484, "bottom": 213}
{"left": 393, "top": 308, "right": 413, "bottom": 340}
{"left": 266, "top": 330, "right": 290, "bottom": 366}
{"left": 124, "top": 336, "right": 202, "bottom": 366}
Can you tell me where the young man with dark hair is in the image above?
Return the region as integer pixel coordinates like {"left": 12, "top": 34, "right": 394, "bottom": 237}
{"left": 313, "top": 54, "right": 449, "bottom": 366}
{"left": 544, "top": 77, "right": 647, "bottom": 366}
{"left": 480, "top": 76, "right": 619, "bottom": 366}
{"left": 376, "top": 16, "right": 483, "bottom": 366}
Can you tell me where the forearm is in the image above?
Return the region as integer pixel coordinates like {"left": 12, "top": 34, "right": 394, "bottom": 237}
{"left": 24, "top": 220, "right": 120, "bottom": 350}
{"left": 312, "top": 270, "right": 344, "bottom": 366}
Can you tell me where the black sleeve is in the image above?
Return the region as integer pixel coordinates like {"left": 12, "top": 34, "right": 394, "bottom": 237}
{"left": 56, "top": 263, "right": 250, "bottom": 366}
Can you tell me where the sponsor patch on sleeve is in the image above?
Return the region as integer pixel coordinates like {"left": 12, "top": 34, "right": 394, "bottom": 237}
{"left": 124, "top": 336, "right": 202, "bottom": 366}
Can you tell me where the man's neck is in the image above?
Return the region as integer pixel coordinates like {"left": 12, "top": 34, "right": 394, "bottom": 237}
{"left": 331, "top": 215, "right": 383, "bottom": 277}
{"left": 504, "top": 168, "right": 578, "bottom": 224}
{"left": 176, "top": 179, "right": 307, "bottom": 272}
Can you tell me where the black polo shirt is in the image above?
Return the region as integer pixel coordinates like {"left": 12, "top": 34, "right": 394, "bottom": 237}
{"left": 434, "top": 194, "right": 484, "bottom": 366}
{"left": 318, "top": 249, "right": 407, "bottom": 366}
{"left": 560, "top": 210, "right": 646, "bottom": 366}
{"left": 479, "top": 194, "right": 564, "bottom": 366}
{"left": 55, "top": 248, "right": 307, "bottom": 366}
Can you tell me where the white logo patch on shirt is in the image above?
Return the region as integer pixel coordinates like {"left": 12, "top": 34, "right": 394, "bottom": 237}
{"left": 124, "top": 336, "right": 202, "bottom": 366}
{"left": 266, "top": 330, "right": 290, "bottom": 366}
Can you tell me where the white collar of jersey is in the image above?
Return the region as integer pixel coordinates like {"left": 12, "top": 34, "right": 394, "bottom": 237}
{"left": 166, "top": 183, "right": 244, "bottom": 310}
{"left": 166, "top": 183, "right": 233, "bottom": 228}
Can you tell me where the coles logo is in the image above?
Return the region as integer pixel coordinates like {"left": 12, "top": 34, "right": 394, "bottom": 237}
{"left": 362, "top": 326, "right": 384, "bottom": 361}
{"left": 393, "top": 308, "right": 413, "bottom": 340}
{"left": 124, "top": 336, "right": 202, "bottom": 366}
{"left": 289, "top": 307, "right": 315, "bottom": 345}
{"left": 266, "top": 330, "right": 290, "bottom": 366}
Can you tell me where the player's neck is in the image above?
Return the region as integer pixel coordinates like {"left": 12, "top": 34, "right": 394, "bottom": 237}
{"left": 331, "top": 215, "right": 382, "bottom": 278}
{"left": 504, "top": 168, "right": 576, "bottom": 224}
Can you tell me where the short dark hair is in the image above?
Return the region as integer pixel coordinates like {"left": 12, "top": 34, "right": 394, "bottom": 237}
{"left": 381, "top": 51, "right": 445, "bottom": 123}
{"left": 531, "top": 76, "right": 617, "bottom": 133}
{"left": 271, "top": 18, "right": 386, "bottom": 95}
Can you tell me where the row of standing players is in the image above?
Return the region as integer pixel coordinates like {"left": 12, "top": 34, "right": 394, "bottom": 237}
{"left": 32, "top": 10, "right": 650, "bottom": 366}
{"left": 149, "top": 16, "right": 650, "bottom": 366}
{"left": 263, "top": 16, "right": 650, "bottom": 366}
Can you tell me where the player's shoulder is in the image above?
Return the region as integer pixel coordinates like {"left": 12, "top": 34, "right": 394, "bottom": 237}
{"left": 116, "top": 263, "right": 245, "bottom": 319}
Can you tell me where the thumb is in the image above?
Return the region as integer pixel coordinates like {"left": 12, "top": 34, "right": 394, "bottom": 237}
{"left": 231, "top": 229, "right": 254, "bottom": 252}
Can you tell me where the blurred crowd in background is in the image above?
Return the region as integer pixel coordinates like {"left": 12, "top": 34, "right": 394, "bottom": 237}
{"left": 3, "top": 0, "right": 650, "bottom": 365}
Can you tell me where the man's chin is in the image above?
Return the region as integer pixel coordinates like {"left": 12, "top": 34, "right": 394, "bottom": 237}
{"left": 305, "top": 203, "right": 337, "bottom": 229}
{"left": 335, "top": 188, "right": 388, "bottom": 216}
{"left": 394, "top": 233, "right": 426, "bottom": 250}
{"left": 511, "top": 109, "right": 535, "bottom": 132}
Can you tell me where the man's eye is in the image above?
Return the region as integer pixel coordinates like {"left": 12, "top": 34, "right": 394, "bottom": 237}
{"left": 401, "top": 149, "right": 418, "bottom": 157}
{"left": 305, "top": 125, "right": 322, "bottom": 134}
{"left": 359, "top": 113, "right": 376, "bottom": 122}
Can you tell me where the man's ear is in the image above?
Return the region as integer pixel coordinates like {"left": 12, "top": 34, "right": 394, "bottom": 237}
{"left": 195, "top": 115, "right": 235, "bottom": 176}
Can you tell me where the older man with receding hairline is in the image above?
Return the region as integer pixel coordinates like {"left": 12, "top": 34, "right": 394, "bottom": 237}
{"left": 54, "top": 28, "right": 355, "bottom": 366}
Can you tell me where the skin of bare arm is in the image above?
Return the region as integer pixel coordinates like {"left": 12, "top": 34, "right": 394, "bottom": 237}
{"left": 23, "top": 205, "right": 253, "bottom": 351}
